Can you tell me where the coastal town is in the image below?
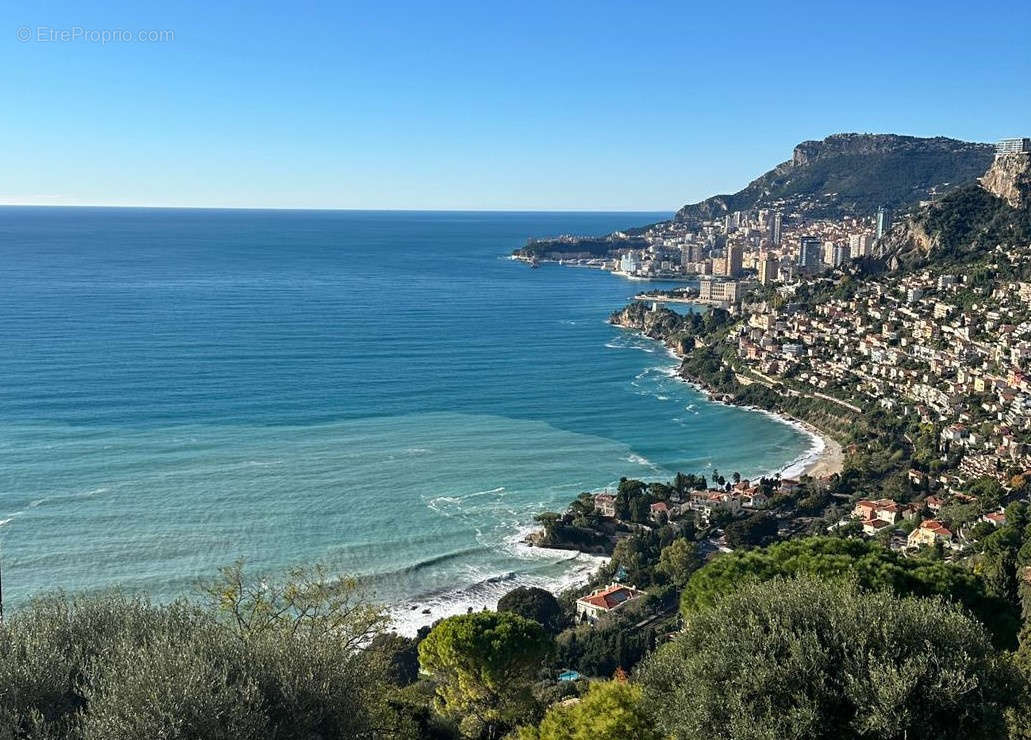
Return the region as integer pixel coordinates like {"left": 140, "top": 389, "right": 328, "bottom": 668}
{"left": 529, "top": 138, "right": 1031, "bottom": 591}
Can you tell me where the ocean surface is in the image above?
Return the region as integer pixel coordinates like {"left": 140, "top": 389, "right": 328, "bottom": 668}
{"left": 0, "top": 207, "right": 813, "bottom": 631}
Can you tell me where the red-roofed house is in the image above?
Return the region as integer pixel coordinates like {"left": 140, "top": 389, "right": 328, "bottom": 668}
{"left": 907, "top": 519, "right": 954, "bottom": 549}
{"left": 575, "top": 583, "right": 646, "bottom": 624}
{"left": 853, "top": 499, "right": 878, "bottom": 520}
{"left": 862, "top": 518, "right": 892, "bottom": 536}
{"left": 649, "top": 501, "right": 670, "bottom": 523}
{"left": 981, "top": 510, "right": 1007, "bottom": 527}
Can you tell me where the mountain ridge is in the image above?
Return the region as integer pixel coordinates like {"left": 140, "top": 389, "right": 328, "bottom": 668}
{"left": 674, "top": 132, "right": 994, "bottom": 222}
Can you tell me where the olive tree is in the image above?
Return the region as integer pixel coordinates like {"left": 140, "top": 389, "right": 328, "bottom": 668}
{"left": 642, "top": 577, "right": 1019, "bottom": 740}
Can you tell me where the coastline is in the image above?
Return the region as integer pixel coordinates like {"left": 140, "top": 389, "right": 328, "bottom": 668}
{"left": 647, "top": 318, "right": 845, "bottom": 482}
{"left": 389, "top": 280, "right": 843, "bottom": 636}
{"left": 797, "top": 422, "right": 844, "bottom": 478}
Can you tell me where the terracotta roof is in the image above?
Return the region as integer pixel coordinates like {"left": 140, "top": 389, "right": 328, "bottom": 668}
{"left": 920, "top": 519, "right": 953, "bottom": 537}
{"left": 577, "top": 584, "right": 643, "bottom": 611}
{"left": 863, "top": 518, "right": 891, "bottom": 530}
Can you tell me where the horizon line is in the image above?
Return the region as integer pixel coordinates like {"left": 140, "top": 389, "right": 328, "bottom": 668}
{"left": 0, "top": 203, "right": 675, "bottom": 215}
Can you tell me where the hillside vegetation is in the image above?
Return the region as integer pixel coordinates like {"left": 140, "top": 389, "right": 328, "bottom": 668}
{"left": 675, "top": 133, "right": 993, "bottom": 221}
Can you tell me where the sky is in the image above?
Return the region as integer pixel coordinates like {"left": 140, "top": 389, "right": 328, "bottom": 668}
{"left": 2, "top": 0, "right": 1030, "bottom": 211}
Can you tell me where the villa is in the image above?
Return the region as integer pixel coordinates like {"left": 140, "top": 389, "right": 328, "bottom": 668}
{"left": 907, "top": 519, "right": 954, "bottom": 549}
{"left": 575, "top": 583, "right": 646, "bottom": 624}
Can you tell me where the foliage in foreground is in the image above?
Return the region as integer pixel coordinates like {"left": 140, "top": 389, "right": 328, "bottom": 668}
{"left": 516, "top": 680, "right": 658, "bottom": 740}
{"left": 642, "top": 577, "right": 1021, "bottom": 740}
{"left": 0, "top": 565, "right": 412, "bottom": 740}
{"left": 418, "top": 611, "right": 551, "bottom": 739}
{"left": 680, "top": 536, "right": 1021, "bottom": 646}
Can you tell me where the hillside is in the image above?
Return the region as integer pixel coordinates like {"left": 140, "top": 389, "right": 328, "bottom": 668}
{"left": 674, "top": 133, "right": 994, "bottom": 222}
{"left": 883, "top": 150, "right": 1031, "bottom": 266}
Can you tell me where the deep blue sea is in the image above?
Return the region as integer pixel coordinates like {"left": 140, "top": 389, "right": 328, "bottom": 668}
{"left": 0, "top": 207, "right": 813, "bottom": 631}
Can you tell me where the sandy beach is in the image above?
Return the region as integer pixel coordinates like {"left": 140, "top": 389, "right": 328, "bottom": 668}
{"left": 799, "top": 423, "right": 844, "bottom": 478}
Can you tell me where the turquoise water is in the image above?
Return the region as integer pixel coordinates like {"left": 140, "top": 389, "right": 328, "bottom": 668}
{"left": 0, "top": 207, "right": 813, "bottom": 630}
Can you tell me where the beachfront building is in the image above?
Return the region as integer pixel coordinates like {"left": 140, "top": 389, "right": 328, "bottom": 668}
{"left": 575, "top": 583, "right": 646, "bottom": 624}
{"left": 699, "top": 279, "right": 741, "bottom": 304}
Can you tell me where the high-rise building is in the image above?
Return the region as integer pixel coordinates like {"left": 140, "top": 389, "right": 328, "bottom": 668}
{"left": 798, "top": 237, "right": 822, "bottom": 273}
{"left": 996, "top": 138, "right": 1031, "bottom": 154}
{"left": 822, "top": 241, "right": 837, "bottom": 266}
{"left": 725, "top": 244, "right": 743, "bottom": 278}
{"left": 876, "top": 207, "right": 891, "bottom": 240}
{"left": 769, "top": 212, "right": 783, "bottom": 246}
{"left": 848, "top": 233, "right": 873, "bottom": 259}
{"left": 758, "top": 252, "right": 778, "bottom": 285}
{"left": 832, "top": 244, "right": 849, "bottom": 267}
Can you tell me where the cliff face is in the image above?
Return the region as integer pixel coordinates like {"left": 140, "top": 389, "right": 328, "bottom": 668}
{"left": 675, "top": 133, "right": 993, "bottom": 222}
{"left": 979, "top": 153, "right": 1031, "bottom": 209}
{"left": 883, "top": 152, "right": 1031, "bottom": 264}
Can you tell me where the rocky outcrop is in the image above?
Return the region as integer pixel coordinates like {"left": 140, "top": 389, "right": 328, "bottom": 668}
{"left": 609, "top": 302, "right": 697, "bottom": 355}
{"left": 979, "top": 153, "right": 1031, "bottom": 209}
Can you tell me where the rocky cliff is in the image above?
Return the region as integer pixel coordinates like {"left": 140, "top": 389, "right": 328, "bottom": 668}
{"left": 882, "top": 152, "right": 1031, "bottom": 264}
{"left": 675, "top": 133, "right": 993, "bottom": 222}
{"left": 609, "top": 303, "right": 697, "bottom": 356}
{"left": 979, "top": 152, "right": 1031, "bottom": 209}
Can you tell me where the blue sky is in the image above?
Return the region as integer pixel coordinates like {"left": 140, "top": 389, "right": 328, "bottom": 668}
{"left": 2, "top": 0, "right": 1029, "bottom": 210}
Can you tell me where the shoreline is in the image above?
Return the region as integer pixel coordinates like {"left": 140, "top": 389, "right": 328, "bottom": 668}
{"left": 389, "top": 276, "right": 843, "bottom": 636}
{"left": 648, "top": 320, "right": 844, "bottom": 481}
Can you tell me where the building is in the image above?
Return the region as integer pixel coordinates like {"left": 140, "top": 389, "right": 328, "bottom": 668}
{"left": 758, "top": 252, "right": 778, "bottom": 285}
{"left": 649, "top": 501, "right": 670, "bottom": 522}
{"left": 769, "top": 211, "right": 782, "bottom": 246}
{"left": 575, "top": 583, "right": 646, "bottom": 624}
{"left": 876, "top": 207, "right": 891, "bottom": 240}
{"left": 832, "top": 243, "right": 849, "bottom": 267}
{"left": 907, "top": 519, "right": 954, "bottom": 549}
{"left": 725, "top": 244, "right": 743, "bottom": 278}
{"left": 797, "top": 237, "right": 822, "bottom": 273}
{"left": 996, "top": 138, "right": 1031, "bottom": 155}
{"left": 849, "top": 233, "right": 873, "bottom": 259}
{"left": 699, "top": 279, "right": 741, "bottom": 303}
{"left": 593, "top": 493, "right": 616, "bottom": 518}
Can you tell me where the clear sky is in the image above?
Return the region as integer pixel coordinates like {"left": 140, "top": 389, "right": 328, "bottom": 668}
{"left": 3, "top": 0, "right": 1030, "bottom": 211}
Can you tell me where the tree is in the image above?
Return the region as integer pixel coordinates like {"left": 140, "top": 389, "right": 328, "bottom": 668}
{"left": 418, "top": 611, "right": 551, "bottom": 739}
{"left": 656, "top": 538, "right": 700, "bottom": 589}
{"left": 517, "top": 680, "right": 658, "bottom": 740}
{"left": 724, "top": 512, "right": 777, "bottom": 549}
{"left": 614, "top": 478, "right": 645, "bottom": 520}
{"left": 680, "top": 536, "right": 1021, "bottom": 647}
{"left": 368, "top": 631, "right": 421, "bottom": 686}
{"left": 642, "top": 577, "right": 1019, "bottom": 740}
{"left": 0, "top": 586, "right": 399, "bottom": 740}
{"left": 497, "top": 586, "right": 565, "bottom": 634}
{"left": 199, "top": 560, "right": 387, "bottom": 647}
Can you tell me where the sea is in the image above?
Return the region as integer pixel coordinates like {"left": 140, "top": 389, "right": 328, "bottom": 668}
{"left": 0, "top": 207, "right": 815, "bottom": 633}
